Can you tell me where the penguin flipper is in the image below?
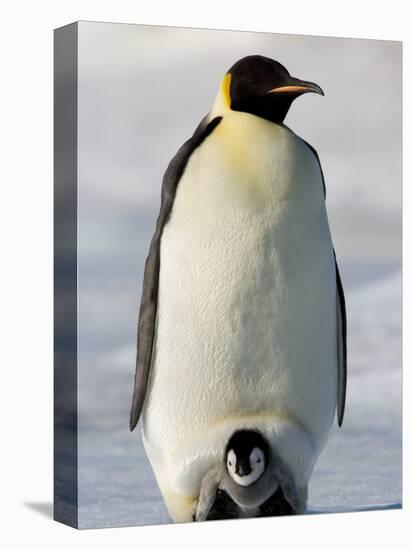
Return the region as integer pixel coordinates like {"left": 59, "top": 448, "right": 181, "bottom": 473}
{"left": 196, "top": 465, "right": 223, "bottom": 521}
{"left": 130, "top": 115, "right": 223, "bottom": 431}
{"left": 302, "top": 139, "right": 347, "bottom": 426}
{"left": 301, "top": 139, "right": 326, "bottom": 198}
{"left": 335, "top": 254, "right": 347, "bottom": 427}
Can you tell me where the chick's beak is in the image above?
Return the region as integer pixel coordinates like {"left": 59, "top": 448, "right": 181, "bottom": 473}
{"left": 237, "top": 462, "right": 251, "bottom": 477}
{"left": 266, "top": 79, "right": 324, "bottom": 96}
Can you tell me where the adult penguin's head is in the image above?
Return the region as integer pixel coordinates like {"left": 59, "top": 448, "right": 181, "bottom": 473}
{"left": 216, "top": 55, "right": 324, "bottom": 123}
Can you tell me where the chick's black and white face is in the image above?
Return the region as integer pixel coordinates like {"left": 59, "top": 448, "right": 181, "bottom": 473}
{"left": 227, "top": 446, "right": 266, "bottom": 487}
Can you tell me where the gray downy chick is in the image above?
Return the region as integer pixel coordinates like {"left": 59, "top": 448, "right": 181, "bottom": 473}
{"left": 195, "top": 429, "right": 303, "bottom": 521}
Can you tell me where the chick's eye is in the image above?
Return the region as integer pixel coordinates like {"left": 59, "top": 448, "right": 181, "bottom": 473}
{"left": 257, "top": 458, "right": 261, "bottom": 464}
{"left": 228, "top": 461, "right": 232, "bottom": 467}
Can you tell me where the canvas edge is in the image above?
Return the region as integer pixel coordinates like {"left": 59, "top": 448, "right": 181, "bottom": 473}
{"left": 53, "top": 21, "right": 79, "bottom": 529}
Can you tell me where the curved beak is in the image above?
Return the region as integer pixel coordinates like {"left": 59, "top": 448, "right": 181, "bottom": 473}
{"left": 266, "top": 79, "right": 324, "bottom": 96}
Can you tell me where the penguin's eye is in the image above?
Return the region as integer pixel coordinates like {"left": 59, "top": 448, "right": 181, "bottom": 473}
{"left": 257, "top": 458, "right": 261, "bottom": 464}
{"left": 228, "top": 461, "right": 232, "bottom": 467}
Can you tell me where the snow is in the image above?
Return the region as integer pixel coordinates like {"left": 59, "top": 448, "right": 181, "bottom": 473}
{"left": 310, "top": 271, "right": 402, "bottom": 514}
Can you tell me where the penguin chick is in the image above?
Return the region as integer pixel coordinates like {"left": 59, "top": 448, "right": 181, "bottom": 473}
{"left": 195, "top": 430, "right": 301, "bottom": 521}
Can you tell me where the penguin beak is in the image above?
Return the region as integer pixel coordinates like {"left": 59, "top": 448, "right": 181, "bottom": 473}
{"left": 266, "top": 79, "right": 324, "bottom": 96}
{"left": 236, "top": 462, "right": 251, "bottom": 477}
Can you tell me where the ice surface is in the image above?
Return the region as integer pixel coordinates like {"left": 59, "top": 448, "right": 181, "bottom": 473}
{"left": 309, "top": 271, "right": 402, "bottom": 514}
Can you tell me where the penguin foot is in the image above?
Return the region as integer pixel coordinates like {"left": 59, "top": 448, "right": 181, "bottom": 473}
{"left": 258, "top": 487, "right": 297, "bottom": 517}
{"left": 204, "top": 487, "right": 296, "bottom": 521}
{"left": 205, "top": 489, "right": 239, "bottom": 521}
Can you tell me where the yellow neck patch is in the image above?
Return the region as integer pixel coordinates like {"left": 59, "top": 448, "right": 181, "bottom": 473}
{"left": 210, "top": 72, "right": 232, "bottom": 116}
{"left": 221, "top": 73, "right": 232, "bottom": 108}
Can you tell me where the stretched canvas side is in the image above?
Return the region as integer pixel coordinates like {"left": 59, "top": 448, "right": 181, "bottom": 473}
{"left": 54, "top": 22, "right": 78, "bottom": 529}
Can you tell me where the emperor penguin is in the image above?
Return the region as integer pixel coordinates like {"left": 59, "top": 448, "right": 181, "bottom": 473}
{"left": 130, "top": 55, "right": 347, "bottom": 523}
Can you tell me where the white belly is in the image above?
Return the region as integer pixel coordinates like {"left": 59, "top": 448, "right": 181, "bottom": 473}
{"left": 142, "top": 112, "right": 337, "bottom": 497}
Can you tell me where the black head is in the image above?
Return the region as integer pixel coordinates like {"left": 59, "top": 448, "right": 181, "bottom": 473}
{"left": 226, "top": 55, "right": 324, "bottom": 123}
{"left": 225, "top": 430, "right": 270, "bottom": 487}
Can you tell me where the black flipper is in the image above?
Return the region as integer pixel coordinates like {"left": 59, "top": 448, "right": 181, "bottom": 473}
{"left": 303, "top": 139, "right": 347, "bottom": 426}
{"left": 335, "top": 252, "right": 347, "bottom": 427}
{"left": 130, "top": 115, "right": 223, "bottom": 431}
{"left": 301, "top": 138, "right": 326, "bottom": 199}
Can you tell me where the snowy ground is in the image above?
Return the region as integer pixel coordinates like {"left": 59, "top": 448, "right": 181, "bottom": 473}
{"left": 75, "top": 23, "right": 402, "bottom": 528}
{"left": 310, "top": 271, "right": 402, "bottom": 514}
